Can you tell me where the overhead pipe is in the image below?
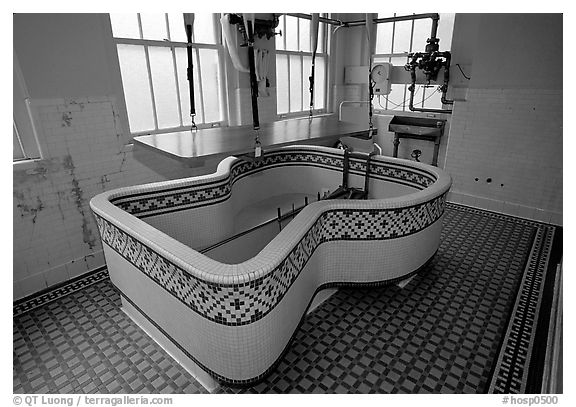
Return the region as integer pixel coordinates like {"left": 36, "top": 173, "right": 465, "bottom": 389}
{"left": 286, "top": 13, "right": 344, "bottom": 26}
{"left": 287, "top": 12, "right": 439, "bottom": 29}
{"left": 345, "top": 13, "right": 439, "bottom": 27}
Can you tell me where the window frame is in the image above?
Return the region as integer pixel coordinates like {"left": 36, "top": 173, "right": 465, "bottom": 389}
{"left": 275, "top": 14, "right": 330, "bottom": 119}
{"left": 372, "top": 13, "right": 454, "bottom": 115}
{"left": 109, "top": 13, "right": 228, "bottom": 137}
{"left": 13, "top": 50, "right": 42, "bottom": 163}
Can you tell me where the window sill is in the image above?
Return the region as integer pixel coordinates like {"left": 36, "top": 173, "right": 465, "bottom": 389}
{"left": 13, "top": 158, "right": 43, "bottom": 171}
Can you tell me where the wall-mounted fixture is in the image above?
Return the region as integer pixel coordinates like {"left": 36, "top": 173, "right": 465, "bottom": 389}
{"left": 227, "top": 13, "right": 281, "bottom": 42}
{"left": 404, "top": 17, "right": 453, "bottom": 114}
{"left": 389, "top": 116, "right": 446, "bottom": 166}
{"left": 370, "top": 63, "right": 392, "bottom": 95}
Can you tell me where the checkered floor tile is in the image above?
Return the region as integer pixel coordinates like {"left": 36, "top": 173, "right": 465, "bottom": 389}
{"left": 13, "top": 204, "right": 560, "bottom": 394}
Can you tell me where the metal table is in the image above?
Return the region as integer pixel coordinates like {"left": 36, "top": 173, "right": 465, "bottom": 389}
{"left": 133, "top": 115, "right": 376, "bottom": 167}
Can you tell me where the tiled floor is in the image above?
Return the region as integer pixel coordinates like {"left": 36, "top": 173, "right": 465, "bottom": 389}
{"left": 13, "top": 204, "right": 561, "bottom": 394}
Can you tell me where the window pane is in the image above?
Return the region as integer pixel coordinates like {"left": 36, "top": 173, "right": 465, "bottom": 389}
{"left": 199, "top": 48, "right": 222, "bottom": 122}
{"left": 275, "top": 15, "right": 285, "bottom": 51}
{"left": 194, "top": 13, "right": 216, "bottom": 44}
{"left": 148, "top": 46, "right": 180, "bottom": 129}
{"left": 386, "top": 84, "right": 406, "bottom": 111}
{"left": 315, "top": 57, "right": 326, "bottom": 109}
{"left": 285, "top": 16, "right": 298, "bottom": 51}
{"left": 390, "top": 56, "right": 408, "bottom": 68}
{"left": 299, "top": 18, "right": 310, "bottom": 52}
{"left": 303, "top": 55, "right": 312, "bottom": 110}
{"left": 276, "top": 54, "right": 289, "bottom": 114}
{"left": 140, "top": 13, "right": 168, "bottom": 41}
{"left": 289, "top": 55, "right": 302, "bottom": 112}
{"left": 13, "top": 121, "right": 25, "bottom": 160}
{"left": 375, "top": 17, "right": 393, "bottom": 54}
{"left": 393, "top": 20, "right": 412, "bottom": 53}
{"left": 175, "top": 47, "right": 203, "bottom": 126}
{"left": 437, "top": 13, "right": 455, "bottom": 50}
{"left": 411, "top": 18, "right": 432, "bottom": 53}
{"left": 318, "top": 14, "right": 325, "bottom": 53}
{"left": 116, "top": 44, "right": 155, "bottom": 132}
{"left": 168, "top": 13, "right": 186, "bottom": 42}
{"left": 423, "top": 86, "right": 442, "bottom": 109}
{"left": 110, "top": 13, "right": 140, "bottom": 39}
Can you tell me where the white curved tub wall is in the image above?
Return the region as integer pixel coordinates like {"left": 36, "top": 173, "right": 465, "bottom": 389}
{"left": 90, "top": 145, "right": 452, "bottom": 385}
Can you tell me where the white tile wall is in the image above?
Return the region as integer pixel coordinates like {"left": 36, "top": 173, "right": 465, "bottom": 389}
{"left": 444, "top": 88, "right": 562, "bottom": 224}
{"left": 13, "top": 96, "right": 211, "bottom": 300}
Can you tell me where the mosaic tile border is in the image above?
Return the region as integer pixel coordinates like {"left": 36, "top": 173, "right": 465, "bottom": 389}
{"left": 488, "top": 224, "right": 556, "bottom": 394}
{"left": 13, "top": 267, "right": 109, "bottom": 317}
{"left": 447, "top": 203, "right": 561, "bottom": 394}
{"left": 110, "top": 149, "right": 437, "bottom": 218}
{"left": 95, "top": 193, "right": 447, "bottom": 326}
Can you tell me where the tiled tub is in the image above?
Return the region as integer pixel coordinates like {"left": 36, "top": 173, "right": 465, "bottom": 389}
{"left": 90, "top": 145, "right": 452, "bottom": 389}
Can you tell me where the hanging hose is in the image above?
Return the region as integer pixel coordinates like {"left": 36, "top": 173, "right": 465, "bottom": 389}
{"left": 365, "top": 13, "right": 375, "bottom": 139}
{"left": 309, "top": 13, "right": 320, "bottom": 119}
{"left": 184, "top": 13, "right": 197, "bottom": 131}
{"left": 243, "top": 14, "right": 262, "bottom": 157}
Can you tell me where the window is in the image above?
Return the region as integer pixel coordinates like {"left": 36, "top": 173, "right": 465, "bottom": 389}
{"left": 13, "top": 51, "right": 41, "bottom": 162}
{"left": 373, "top": 13, "right": 455, "bottom": 112}
{"left": 275, "top": 14, "right": 328, "bottom": 117}
{"left": 109, "top": 13, "right": 225, "bottom": 135}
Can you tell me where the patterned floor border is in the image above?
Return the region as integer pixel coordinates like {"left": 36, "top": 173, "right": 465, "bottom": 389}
{"left": 13, "top": 267, "right": 110, "bottom": 318}
{"left": 448, "top": 204, "right": 562, "bottom": 394}
{"left": 13, "top": 203, "right": 562, "bottom": 393}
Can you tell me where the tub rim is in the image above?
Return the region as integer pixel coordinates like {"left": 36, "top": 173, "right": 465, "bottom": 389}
{"left": 90, "top": 145, "right": 452, "bottom": 285}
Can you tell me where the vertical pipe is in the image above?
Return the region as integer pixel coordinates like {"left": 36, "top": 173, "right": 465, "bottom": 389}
{"left": 277, "top": 208, "right": 282, "bottom": 231}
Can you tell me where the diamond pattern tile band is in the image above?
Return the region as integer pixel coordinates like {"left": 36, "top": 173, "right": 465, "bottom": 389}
{"left": 110, "top": 149, "right": 437, "bottom": 218}
{"left": 95, "top": 194, "right": 446, "bottom": 326}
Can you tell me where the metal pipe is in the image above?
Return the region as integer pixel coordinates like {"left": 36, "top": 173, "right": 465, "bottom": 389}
{"left": 287, "top": 12, "right": 440, "bottom": 28}
{"left": 286, "top": 13, "right": 343, "bottom": 26}
{"left": 430, "top": 16, "right": 439, "bottom": 39}
{"left": 338, "top": 100, "right": 371, "bottom": 121}
{"left": 407, "top": 66, "right": 452, "bottom": 114}
{"left": 440, "top": 52, "right": 454, "bottom": 105}
{"left": 345, "top": 13, "right": 440, "bottom": 27}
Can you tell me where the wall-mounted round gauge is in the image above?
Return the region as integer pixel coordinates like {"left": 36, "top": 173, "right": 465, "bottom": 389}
{"left": 370, "top": 64, "right": 388, "bottom": 83}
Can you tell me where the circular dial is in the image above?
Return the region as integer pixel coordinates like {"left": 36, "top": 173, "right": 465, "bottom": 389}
{"left": 370, "top": 64, "right": 388, "bottom": 83}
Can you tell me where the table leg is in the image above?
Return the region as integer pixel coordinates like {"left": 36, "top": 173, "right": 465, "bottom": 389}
{"left": 393, "top": 135, "right": 400, "bottom": 158}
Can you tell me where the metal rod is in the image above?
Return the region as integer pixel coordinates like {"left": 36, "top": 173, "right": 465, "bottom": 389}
{"left": 286, "top": 13, "right": 343, "bottom": 26}
{"left": 277, "top": 207, "right": 282, "bottom": 232}
{"left": 287, "top": 12, "right": 439, "bottom": 28}
{"left": 346, "top": 13, "right": 440, "bottom": 27}
{"left": 201, "top": 204, "right": 308, "bottom": 254}
{"left": 338, "top": 100, "right": 371, "bottom": 121}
